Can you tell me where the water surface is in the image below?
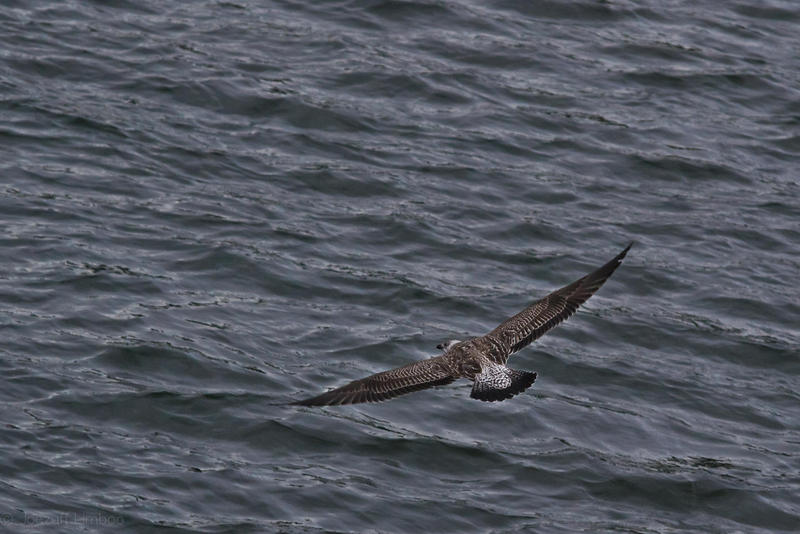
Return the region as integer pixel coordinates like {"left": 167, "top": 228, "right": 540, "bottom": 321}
{"left": 1, "top": 1, "right": 798, "bottom": 532}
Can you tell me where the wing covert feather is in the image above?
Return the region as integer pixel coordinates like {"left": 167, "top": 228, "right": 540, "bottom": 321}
{"left": 485, "top": 244, "right": 631, "bottom": 361}
{"left": 293, "top": 355, "right": 454, "bottom": 406}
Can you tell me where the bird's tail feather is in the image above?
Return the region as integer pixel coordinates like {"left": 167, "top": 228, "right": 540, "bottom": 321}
{"left": 470, "top": 366, "right": 537, "bottom": 402}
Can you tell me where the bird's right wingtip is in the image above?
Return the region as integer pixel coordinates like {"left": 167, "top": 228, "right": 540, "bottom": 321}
{"left": 290, "top": 395, "right": 327, "bottom": 407}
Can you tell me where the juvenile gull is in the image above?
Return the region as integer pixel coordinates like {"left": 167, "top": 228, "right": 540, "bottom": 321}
{"left": 293, "top": 243, "right": 632, "bottom": 406}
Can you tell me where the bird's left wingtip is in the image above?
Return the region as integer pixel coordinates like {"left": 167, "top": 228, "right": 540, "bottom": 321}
{"left": 618, "top": 242, "right": 633, "bottom": 260}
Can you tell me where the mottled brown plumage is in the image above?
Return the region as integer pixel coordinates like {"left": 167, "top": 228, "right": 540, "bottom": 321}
{"left": 293, "top": 243, "right": 631, "bottom": 406}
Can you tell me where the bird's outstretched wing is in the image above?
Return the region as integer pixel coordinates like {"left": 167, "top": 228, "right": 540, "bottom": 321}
{"left": 484, "top": 243, "right": 632, "bottom": 363}
{"left": 292, "top": 355, "right": 454, "bottom": 406}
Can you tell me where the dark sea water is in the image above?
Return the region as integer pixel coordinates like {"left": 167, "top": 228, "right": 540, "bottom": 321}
{"left": 1, "top": 1, "right": 799, "bottom": 532}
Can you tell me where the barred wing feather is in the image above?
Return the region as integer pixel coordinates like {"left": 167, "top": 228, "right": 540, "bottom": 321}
{"left": 293, "top": 355, "right": 454, "bottom": 406}
{"left": 485, "top": 244, "right": 631, "bottom": 361}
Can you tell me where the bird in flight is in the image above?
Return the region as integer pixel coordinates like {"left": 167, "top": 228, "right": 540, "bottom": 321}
{"left": 293, "top": 243, "right": 632, "bottom": 406}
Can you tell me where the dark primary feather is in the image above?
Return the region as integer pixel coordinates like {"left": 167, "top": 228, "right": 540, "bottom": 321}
{"left": 485, "top": 243, "right": 632, "bottom": 362}
{"left": 292, "top": 355, "right": 454, "bottom": 406}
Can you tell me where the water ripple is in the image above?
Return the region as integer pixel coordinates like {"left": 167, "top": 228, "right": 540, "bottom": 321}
{"left": 1, "top": 0, "right": 799, "bottom": 532}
